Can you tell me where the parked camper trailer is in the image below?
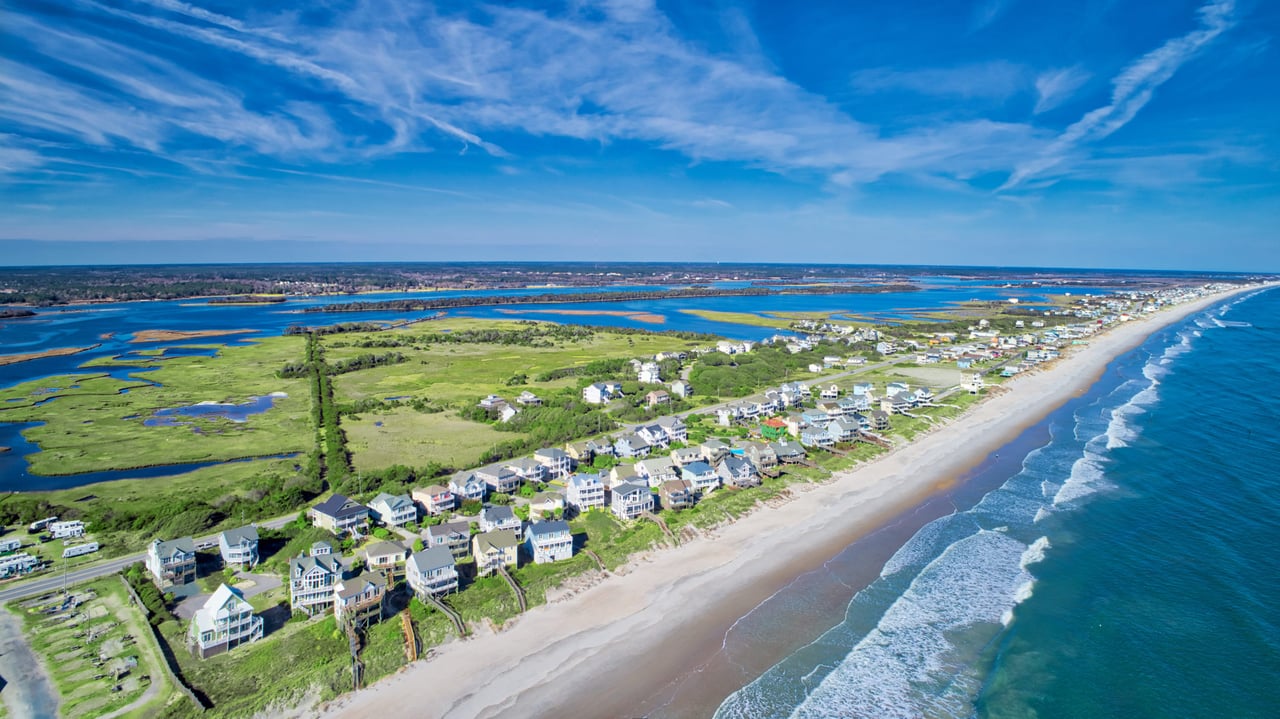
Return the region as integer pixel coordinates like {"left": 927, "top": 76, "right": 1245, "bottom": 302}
{"left": 29, "top": 517, "right": 58, "bottom": 533}
{"left": 62, "top": 542, "right": 100, "bottom": 559}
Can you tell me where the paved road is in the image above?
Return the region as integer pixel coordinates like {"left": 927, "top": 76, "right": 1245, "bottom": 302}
{"left": 0, "top": 513, "right": 298, "bottom": 604}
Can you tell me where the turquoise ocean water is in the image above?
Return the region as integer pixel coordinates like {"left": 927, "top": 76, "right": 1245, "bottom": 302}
{"left": 714, "top": 287, "right": 1280, "bottom": 718}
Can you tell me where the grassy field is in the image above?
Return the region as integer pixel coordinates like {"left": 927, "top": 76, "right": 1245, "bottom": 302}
{"left": 328, "top": 319, "right": 702, "bottom": 409}
{"left": 11, "top": 578, "right": 176, "bottom": 719}
{"left": 0, "top": 337, "right": 310, "bottom": 475}
{"left": 343, "top": 408, "right": 522, "bottom": 473}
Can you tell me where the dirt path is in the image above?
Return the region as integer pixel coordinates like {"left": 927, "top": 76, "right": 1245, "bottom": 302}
{"left": 0, "top": 606, "right": 59, "bottom": 719}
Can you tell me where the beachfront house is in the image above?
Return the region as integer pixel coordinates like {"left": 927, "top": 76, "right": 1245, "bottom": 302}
{"left": 411, "top": 485, "right": 456, "bottom": 516}
{"left": 881, "top": 396, "right": 913, "bottom": 415}
{"left": 146, "top": 537, "right": 196, "bottom": 589}
{"left": 477, "top": 463, "right": 522, "bottom": 495}
{"left": 681, "top": 461, "right": 720, "bottom": 495}
{"left": 333, "top": 572, "right": 387, "bottom": 626}
{"left": 717, "top": 456, "right": 761, "bottom": 488}
{"left": 870, "top": 410, "right": 891, "bottom": 431}
{"left": 189, "top": 584, "right": 263, "bottom": 658}
{"left": 309, "top": 494, "right": 370, "bottom": 535}
{"left": 800, "top": 428, "right": 835, "bottom": 449}
{"left": 962, "top": 372, "right": 985, "bottom": 394}
{"left": 659, "top": 480, "right": 697, "bottom": 511}
{"left": 288, "top": 552, "right": 341, "bottom": 616}
{"left": 406, "top": 547, "right": 459, "bottom": 597}
{"left": 771, "top": 441, "right": 807, "bottom": 464}
{"left": 741, "top": 441, "right": 778, "bottom": 469}
{"left": 826, "top": 419, "right": 861, "bottom": 444}
{"left": 524, "top": 520, "right": 574, "bottom": 564}
{"left": 425, "top": 520, "right": 472, "bottom": 560}
{"left": 364, "top": 541, "right": 408, "bottom": 573}
{"left": 474, "top": 530, "right": 520, "bottom": 577}
{"left": 534, "top": 448, "right": 573, "bottom": 479}
{"left": 368, "top": 493, "right": 418, "bottom": 528}
{"left": 610, "top": 480, "right": 655, "bottom": 521}
{"left": 449, "top": 471, "right": 488, "bottom": 503}
{"left": 218, "top": 526, "right": 259, "bottom": 571}
{"left": 479, "top": 505, "right": 523, "bottom": 538}
{"left": 566, "top": 473, "right": 606, "bottom": 514}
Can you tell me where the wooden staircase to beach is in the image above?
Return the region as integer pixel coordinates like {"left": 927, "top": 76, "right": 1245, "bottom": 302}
{"left": 401, "top": 609, "right": 417, "bottom": 663}
{"left": 422, "top": 593, "right": 467, "bottom": 637}
{"left": 640, "top": 511, "right": 675, "bottom": 543}
{"left": 497, "top": 565, "right": 527, "bottom": 614}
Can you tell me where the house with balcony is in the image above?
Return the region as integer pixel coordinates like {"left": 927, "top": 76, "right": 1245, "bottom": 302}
{"left": 309, "top": 494, "right": 370, "bottom": 535}
{"left": 474, "top": 463, "right": 521, "bottom": 495}
{"left": 289, "top": 552, "right": 341, "bottom": 616}
{"left": 585, "top": 438, "right": 615, "bottom": 458}
{"left": 870, "top": 410, "right": 891, "bottom": 430}
{"left": 771, "top": 441, "right": 807, "bottom": 463}
{"left": 826, "top": 419, "right": 861, "bottom": 444}
{"left": 474, "top": 529, "right": 519, "bottom": 577}
{"left": 800, "top": 428, "right": 835, "bottom": 449}
{"left": 479, "top": 505, "right": 523, "bottom": 538}
{"left": 424, "top": 520, "right": 471, "bottom": 560}
{"left": 740, "top": 441, "right": 778, "bottom": 469}
{"left": 524, "top": 520, "right": 573, "bottom": 564}
{"left": 659, "top": 479, "right": 696, "bottom": 511}
{"left": 406, "top": 547, "right": 458, "bottom": 597}
{"left": 369, "top": 493, "right": 417, "bottom": 527}
{"left": 638, "top": 361, "right": 662, "bottom": 384}
{"left": 717, "top": 456, "right": 760, "bottom": 488}
{"left": 610, "top": 480, "right": 655, "bottom": 521}
{"left": 516, "top": 390, "right": 543, "bottom": 406}
{"left": 645, "top": 389, "right": 671, "bottom": 407}
{"left": 636, "top": 456, "right": 679, "bottom": 487}
{"left": 636, "top": 424, "right": 671, "bottom": 450}
{"left": 699, "top": 440, "right": 731, "bottom": 464}
{"left": 147, "top": 537, "right": 196, "bottom": 589}
{"left": 681, "top": 461, "right": 720, "bottom": 495}
{"left": 365, "top": 541, "right": 408, "bottom": 573}
{"left": 613, "top": 433, "right": 652, "bottom": 459}
{"left": 534, "top": 448, "right": 572, "bottom": 479}
{"left": 506, "top": 457, "right": 547, "bottom": 485}
{"left": 218, "top": 526, "right": 259, "bottom": 571}
{"left": 566, "top": 473, "right": 606, "bottom": 513}
{"left": 333, "top": 571, "right": 387, "bottom": 626}
{"left": 670, "top": 446, "right": 703, "bottom": 467}
{"left": 411, "top": 484, "right": 456, "bottom": 515}
{"left": 655, "top": 416, "right": 688, "bottom": 444}
{"left": 583, "top": 381, "right": 623, "bottom": 405}
{"left": 565, "top": 441, "right": 594, "bottom": 467}
{"left": 449, "top": 471, "right": 487, "bottom": 503}
{"left": 189, "top": 584, "right": 263, "bottom": 658}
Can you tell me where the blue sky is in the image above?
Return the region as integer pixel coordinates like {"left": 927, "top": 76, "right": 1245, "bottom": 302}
{"left": 1, "top": 0, "right": 1276, "bottom": 269}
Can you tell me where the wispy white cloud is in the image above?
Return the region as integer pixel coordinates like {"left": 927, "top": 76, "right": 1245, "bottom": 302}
{"left": 1000, "top": 0, "right": 1237, "bottom": 190}
{"left": 972, "top": 0, "right": 1019, "bottom": 31}
{"left": 852, "top": 61, "right": 1030, "bottom": 100}
{"left": 1033, "top": 66, "right": 1091, "bottom": 114}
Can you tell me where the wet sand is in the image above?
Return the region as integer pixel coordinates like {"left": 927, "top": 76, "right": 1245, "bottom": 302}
{"left": 128, "top": 328, "right": 257, "bottom": 343}
{"left": 494, "top": 308, "right": 667, "bottom": 324}
{"left": 319, "top": 287, "right": 1257, "bottom": 719}
{"left": 0, "top": 344, "right": 100, "bottom": 367}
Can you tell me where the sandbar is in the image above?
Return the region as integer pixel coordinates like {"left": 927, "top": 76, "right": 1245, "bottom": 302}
{"left": 128, "top": 329, "right": 257, "bottom": 344}
{"left": 494, "top": 308, "right": 667, "bottom": 324}
{"left": 320, "top": 286, "right": 1265, "bottom": 719}
{"left": 0, "top": 345, "right": 100, "bottom": 367}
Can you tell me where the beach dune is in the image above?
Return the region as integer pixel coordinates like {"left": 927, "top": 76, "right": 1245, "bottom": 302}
{"left": 320, "top": 288, "right": 1254, "bottom": 719}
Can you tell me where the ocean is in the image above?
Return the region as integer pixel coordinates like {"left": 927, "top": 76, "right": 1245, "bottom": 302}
{"left": 712, "top": 287, "right": 1280, "bottom": 718}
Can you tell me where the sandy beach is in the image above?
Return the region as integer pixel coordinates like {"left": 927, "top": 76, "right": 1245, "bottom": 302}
{"left": 319, "top": 287, "right": 1256, "bottom": 719}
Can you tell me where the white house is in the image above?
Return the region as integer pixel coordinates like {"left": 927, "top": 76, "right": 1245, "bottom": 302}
{"left": 610, "top": 480, "right": 655, "bottom": 521}
{"left": 524, "top": 520, "right": 573, "bottom": 564}
{"left": 479, "top": 505, "right": 523, "bottom": 538}
{"left": 406, "top": 547, "right": 458, "bottom": 597}
{"left": 671, "top": 380, "right": 692, "bottom": 398}
{"left": 638, "top": 361, "right": 662, "bottom": 384}
{"left": 962, "top": 372, "right": 985, "bottom": 393}
{"left": 449, "top": 471, "right": 488, "bottom": 503}
{"left": 534, "top": 448, "right": 572, "bottom": 479}
{"left": 368, "top": 493, "right": 418, "bottom": 527}
{"left": 565, "top": 473, "right": 606, "bottom": 513}
{"left": 189, "top": 584, "right": 263, "bottom": 658}
{"left": 654, "top": 416, "right": 688, "bottom": 444}
{"left": 583, "top": 381, "right": 624, "bottom": 404}
{"left": 218, "top": 526, "right": 259, "bottom": 570}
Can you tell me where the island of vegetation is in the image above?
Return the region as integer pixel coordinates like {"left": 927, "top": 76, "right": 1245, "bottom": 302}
{"left": 0, "top": 281, "right": 1253, "bottom": 719}
{"left": 129, "top": 328, "right": 259, "bottom": 343}
{"left": 207, "top": 295, "right": 288, "bottom": 305}
{"left": 0, "top": 343, "right": 100, "bottom": 366}
{"left": 0, "top": 307, "right": 36, "bottom": 318}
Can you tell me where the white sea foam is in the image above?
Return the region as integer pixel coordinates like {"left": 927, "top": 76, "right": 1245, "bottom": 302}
{"left": 1021, "top": 536, "right": 1052, "bottom": 569}
{"left": 1053, "top": 450, "right": 1108, "bottom": 506}
{"left": 1033, "top": 506, "right": 1053, "bottom": 523}
{"left": 786, "top": 531, "right": 1034, "bottom": 719}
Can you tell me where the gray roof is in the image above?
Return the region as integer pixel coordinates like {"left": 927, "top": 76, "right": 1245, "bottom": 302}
{"left": 535, "top": 447, "right": 569, "bottom": 460}
{"left": 291, "top": 553, "right": 339, "bottom": 577}
{"left": 526, "top": 520, "right": 571, "bottom": 539}
{"left": 220, "top": 525, "right": 258, "bottom": 545}
{"left": 426, "top": 521, "right": 470, "bottom": 540}
{"left": 152, "top": 537, "right": 195, "bottom": 558}
{"left": 480, "top": 505, "right": 517, "bottom": 523}
{"left": 409, "top": 546, "right": 456, "bottom": 573}
{"left": 365, "top": 540, "right": 406, "bottom": 559}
